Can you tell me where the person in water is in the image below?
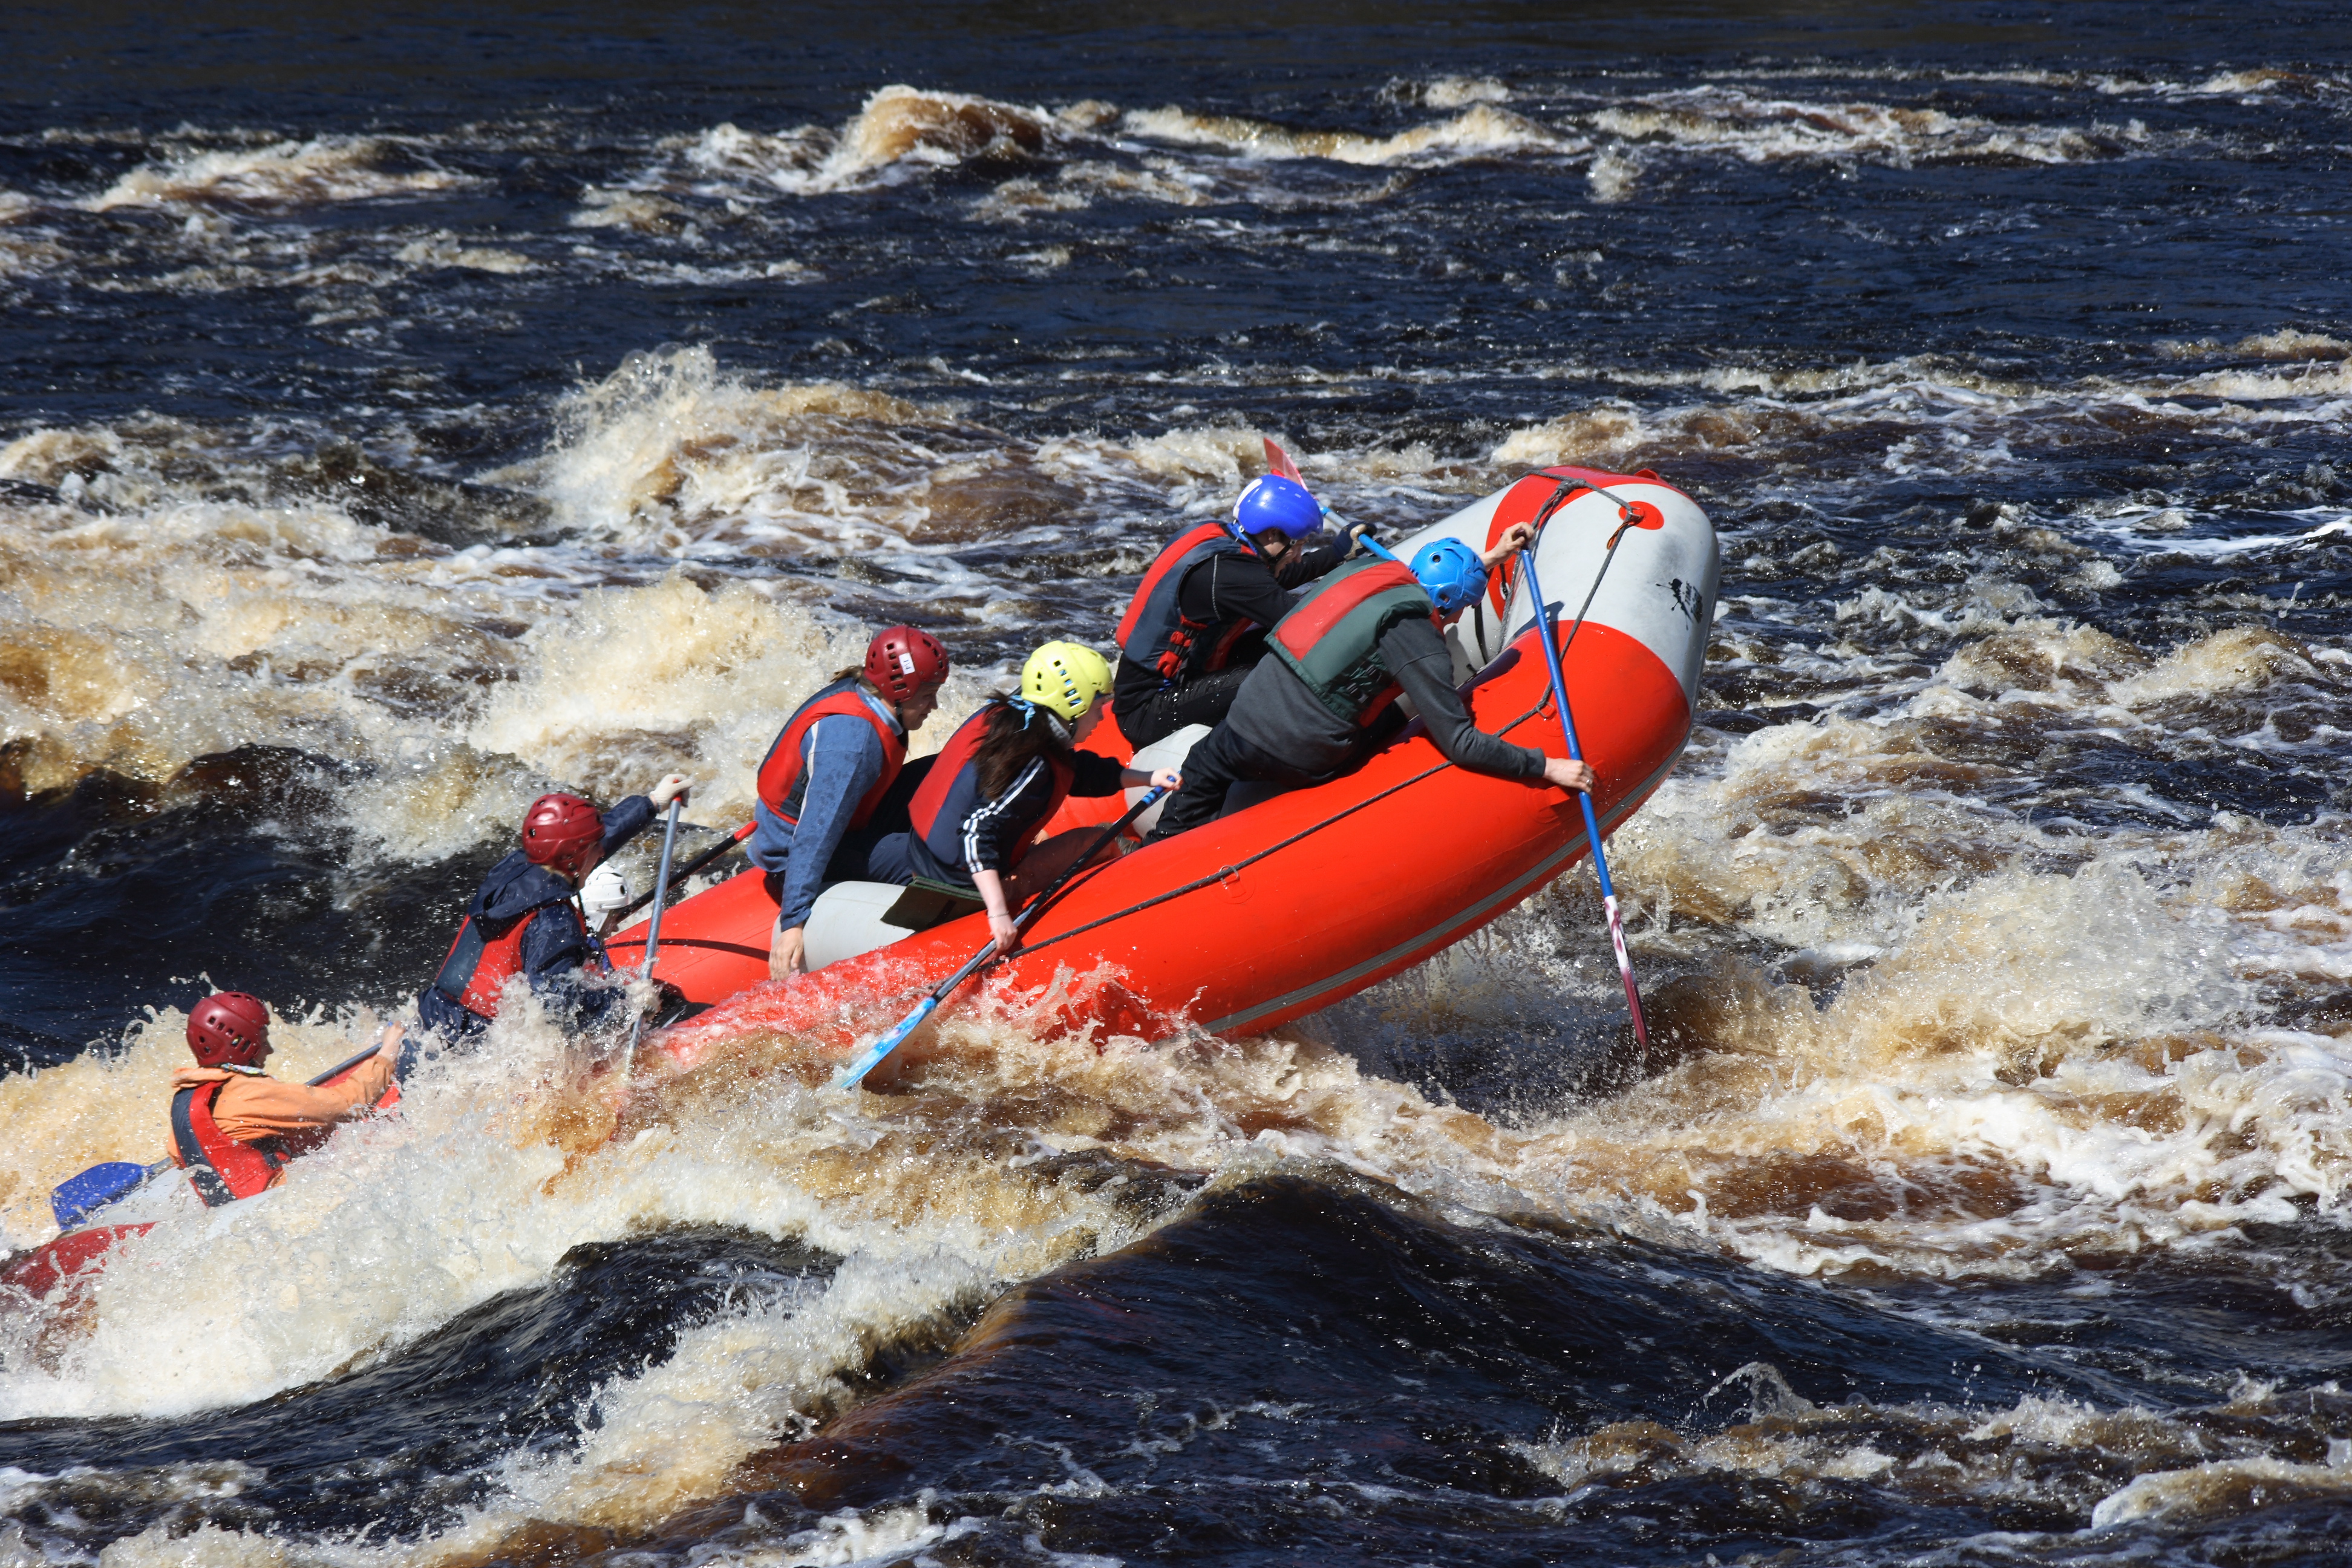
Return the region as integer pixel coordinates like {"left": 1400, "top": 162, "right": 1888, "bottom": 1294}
{"left": 166, "top": 991, "right": 401, "bottom": 1207}
{"left": 1147, "top": 524, "right": 1595, "bottom": 841}
{"left": 866, "top": 641, "right": 1183, "bottom": 956}
{"left": 420, "top": 774, "right": 691, "bottom": 1040}
{"left": 757, "top": 625, "right": 952, "bottom": 979}
{"left": 1110, "top": 474, "right": 1376, "bottom": 750}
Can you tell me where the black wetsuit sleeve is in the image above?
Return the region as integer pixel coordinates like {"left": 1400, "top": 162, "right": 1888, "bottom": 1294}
{"left": 963, "top": 758, "right": 1056, "bottom": 877}
{"left": 1068, "top": 748, "right": 1128, "bottom": 797}
{"left": 1276, "top": 536, "right": 1347, "bottom": 587}
{"left": 1380, "top": 618, "right": 1547, "bottom": 782}
{"left": 1181, "top": 552, "right": 1295, "bottom": 635}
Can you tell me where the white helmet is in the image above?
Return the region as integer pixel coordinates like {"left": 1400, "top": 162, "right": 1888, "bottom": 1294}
{"left": 580, "top": 861, "right": 632, "bottom": 917}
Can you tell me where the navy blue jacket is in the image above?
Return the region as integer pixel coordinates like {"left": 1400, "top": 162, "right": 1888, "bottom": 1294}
{"left": 419, "top": 794, "right": 656, "bottom": 1040}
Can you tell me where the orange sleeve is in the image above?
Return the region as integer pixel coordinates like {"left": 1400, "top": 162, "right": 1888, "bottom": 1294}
{"left": 208, "top": 1052, "right": 394, "bottom": 1144}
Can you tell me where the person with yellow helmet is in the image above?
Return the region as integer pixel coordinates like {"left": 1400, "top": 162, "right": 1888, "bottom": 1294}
{"left": 864, "top": 642, "right": 1182, "bottom": 955}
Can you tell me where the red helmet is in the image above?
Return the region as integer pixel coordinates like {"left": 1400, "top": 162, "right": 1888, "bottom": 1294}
{"left": 188, "top": 991, "right": 271, "bottom": 1070}
{"left": 864, "top": 625, "right": 949, "bottom": 704}
{"left": 521, "top": 792, "right": 604, "bottom": 877}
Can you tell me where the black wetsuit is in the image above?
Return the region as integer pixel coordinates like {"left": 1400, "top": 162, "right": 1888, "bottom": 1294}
{"left": 1111, "top": 536, "right": 1347, "bottom": 748}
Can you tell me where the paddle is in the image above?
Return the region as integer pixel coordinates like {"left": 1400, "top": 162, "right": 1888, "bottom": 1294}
{"left": 47, "top": 1031, "right": 400, "bottom": 1230}
{"left": 623, "top": 797, "right": 685, "bottom": 1067}
{"left": 50, "top": 1161, "right": 168, "bottom": 1230}
{"left": 1516, "top": 526, "right": 1653, "bottom": 1061}
{"left": 1263, "top": 436, "right": 1305, "bottom": 483}
{"left": 613, "top": 820, "right": 753, "bottom": 920}
{"left": 1264, "top": 436, "right": 1394, "bottom": 561}
{"left": 830, "top": 787, "right": 1169, "bottom": 1091}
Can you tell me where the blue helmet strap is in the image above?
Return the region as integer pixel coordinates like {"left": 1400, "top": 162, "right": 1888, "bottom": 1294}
{"left": 1008, "top": 696, "right": 1074, "bottom": 740}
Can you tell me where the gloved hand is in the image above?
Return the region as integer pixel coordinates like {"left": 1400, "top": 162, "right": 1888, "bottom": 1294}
{"left": 650, "top": 774, "right": 691, "bottom": 808}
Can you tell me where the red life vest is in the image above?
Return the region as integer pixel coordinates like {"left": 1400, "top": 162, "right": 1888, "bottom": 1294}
{"left": 170, "top": 1080, "right": 284, "bottom": 1207}
{"left": 1266, "top": 557, "right": 1441, "bottom": 728}
{"left": 430, "top": 899, "right": 590, "bottom": 1022}
{"left": 1114, "top": 523, "right": 1258, "bottom": 687}
{"left": 906, "top": 706, "right": 1076, "bottom": 878}
{"left": 754, "top": 677, "right": 908, "bottom": 828}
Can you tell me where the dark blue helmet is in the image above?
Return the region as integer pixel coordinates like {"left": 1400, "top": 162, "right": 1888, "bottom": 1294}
{"left": 1232, "top": 475, "right": 1324, "bottom": 540}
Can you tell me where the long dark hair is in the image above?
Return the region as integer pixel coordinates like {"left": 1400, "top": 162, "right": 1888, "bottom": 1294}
{"left": 972, "top": 694, "right": 1071, "bottom": 802}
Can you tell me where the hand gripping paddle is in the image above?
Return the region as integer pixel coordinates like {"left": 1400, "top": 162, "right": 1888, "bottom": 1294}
{"left": 831, "top": 788, "right": 1169, "bottom": 1091}
{"left": 622, "top": 796, "right": 685, "bottom": 1071}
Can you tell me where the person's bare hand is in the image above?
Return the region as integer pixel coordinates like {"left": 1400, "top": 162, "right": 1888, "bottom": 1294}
{"left": 769, "top": 924, "right": 806, "bottom": 981}
{"left": 1480, "top": 521, "right": 1535, "bottom": 570}
{"left": 1543, "top": 757, "right": 1596, "bottom": 793}
{"left": 650, "top": 774, "right": 691, "bottom": 808}
{"left": 1149, "top": 767, "right": 1183, "bottom": 794}
{"left": 988, "top": 912, "right": 1022, "bottom": 955}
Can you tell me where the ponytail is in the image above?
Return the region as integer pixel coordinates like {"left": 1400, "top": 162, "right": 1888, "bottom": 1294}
{"left": 972, "top": 694, "right": 1070, "bottom": 802}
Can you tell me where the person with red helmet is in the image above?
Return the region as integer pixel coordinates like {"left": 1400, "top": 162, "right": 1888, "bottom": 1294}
{"left": 165, "top": 992, "right": 402, "bottom": 1206}
{"left": 754, "top": 624, "right": 951, "bottom": 978}
{"left": 419, "top": 773, "right": 692, "bottom": 1040}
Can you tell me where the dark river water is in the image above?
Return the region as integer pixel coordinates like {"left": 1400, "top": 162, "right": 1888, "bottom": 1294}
{"left": 4, "top": 4, "right": 2351, "bottom": 1564}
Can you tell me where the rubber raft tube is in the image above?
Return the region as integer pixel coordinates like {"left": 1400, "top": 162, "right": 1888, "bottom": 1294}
{"left": 615, "top": 466, "right": 1718, "bottom": 1073}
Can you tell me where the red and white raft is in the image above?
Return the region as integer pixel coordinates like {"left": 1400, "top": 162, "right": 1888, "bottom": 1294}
{"left": 616, "top": 465, "right": 1717, "bottom": 1072}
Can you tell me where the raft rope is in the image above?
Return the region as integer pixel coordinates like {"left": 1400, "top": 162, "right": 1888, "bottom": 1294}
{"left": 1014, "top": 677, "right": 1573, "bottom": 967}
{"left": 1520, "top": 479, "right": 1643, "bottom": 661}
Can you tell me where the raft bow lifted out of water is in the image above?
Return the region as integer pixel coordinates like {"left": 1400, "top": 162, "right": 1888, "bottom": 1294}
{"left": 611, "top": 466, "right": 1718, "bottom": 1071}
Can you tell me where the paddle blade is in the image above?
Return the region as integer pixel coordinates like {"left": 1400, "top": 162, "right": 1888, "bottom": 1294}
{"left": 1263, "top": 437, "right": 1304, "bottom": 483}
{"left": 831, "top": 996, "right": 939, "bottom": 1091}
{"left": 52, "top": 1161, "right": 152, "bottom": 1230}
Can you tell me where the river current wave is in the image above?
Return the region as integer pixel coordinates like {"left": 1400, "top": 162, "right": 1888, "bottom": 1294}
{"left": 3, "top": 6, "right": 2350, "bottom": 1564}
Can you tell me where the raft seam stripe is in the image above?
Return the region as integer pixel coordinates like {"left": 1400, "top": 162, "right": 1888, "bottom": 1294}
{"left": 1013, "top": 650, "right": 1689, "bottom": 996}
{"left": 1019, "top": 685, "right": 1554, "bottom": 955}
{"left": 1202, "top": 743, "right": 1682, "bottom": 1034}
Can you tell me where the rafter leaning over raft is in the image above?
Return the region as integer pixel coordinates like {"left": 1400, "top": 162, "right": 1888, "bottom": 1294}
{"left": 419, "top": 774, "right": 692, "bottom": 1044}
{"left": 1111, "top": 472, "right": 1376, "bottom": 750}
{"left": 1147, "top": 521, "right": 1594, "bottom": 843}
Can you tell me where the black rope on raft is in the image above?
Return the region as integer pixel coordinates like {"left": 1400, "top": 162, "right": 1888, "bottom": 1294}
{"left": 1013, "top": 691, "right": 1557, "bottom": 964}
{"left": 1004, "top": 482, "right": 1647, "bottom": 970}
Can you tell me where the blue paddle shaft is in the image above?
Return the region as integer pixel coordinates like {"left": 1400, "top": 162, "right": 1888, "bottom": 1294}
{"left": 1517, "top": 547, "right": 1619, "bottom": 904}
{"left": 833, "top": 787, "right": 1168, "bottom": 1091}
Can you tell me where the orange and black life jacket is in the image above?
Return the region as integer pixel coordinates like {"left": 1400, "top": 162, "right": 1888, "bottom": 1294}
{"left": 170, "top": 1080, "right": 284, "bottom": 1207}
{"left": 430, "top": 900, "right": 590, "bottom": 1022}
{"left": 1115, "top": 523, "right": 1258, "bottom": 687}
{"left": 754, "top": 677, "right": 908, "bottom": 828}
{"left": 905, "top": 707, "right": 1075, "bottom": 878}
{"left": 1265, "top": 556, "right": 1440, "bottom": 729}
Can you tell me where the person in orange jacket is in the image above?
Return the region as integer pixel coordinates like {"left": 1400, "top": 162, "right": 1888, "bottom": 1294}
{"left": 165, "top": 991, "right": 401, "bottom": 1207}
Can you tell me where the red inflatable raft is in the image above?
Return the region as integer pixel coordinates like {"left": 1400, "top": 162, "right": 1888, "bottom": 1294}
{"left": 615, "top": 465, "right": 1717, "bottom": 1073}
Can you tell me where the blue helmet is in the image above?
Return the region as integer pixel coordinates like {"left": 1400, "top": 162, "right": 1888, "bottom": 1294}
{"left": 1410, "top": 538, "right": 1488, "bottom": 616}
{"left": 1232, "top": 475, "right": 1325, "bottom": 540}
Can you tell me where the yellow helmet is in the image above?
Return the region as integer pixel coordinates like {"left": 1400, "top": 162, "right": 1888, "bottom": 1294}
{"left": 1021, "top": 640, "right": 1113, "bottom": 721}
